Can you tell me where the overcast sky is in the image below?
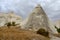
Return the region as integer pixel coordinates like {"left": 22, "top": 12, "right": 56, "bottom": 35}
{"left": 0, "top": 0, "right": 60, "bottom": 21}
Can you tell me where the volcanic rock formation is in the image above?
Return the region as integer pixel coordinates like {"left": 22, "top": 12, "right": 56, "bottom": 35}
{"left": 21, "top": 4, "right": 58, "bottom": 34}
{"left": 0, "top": 11, "right": 22, "bottom": 27}
{"left": 24, "top": 5, "right": 49, "bottom": 31}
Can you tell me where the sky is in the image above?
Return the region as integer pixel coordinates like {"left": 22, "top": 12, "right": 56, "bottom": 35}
{"left": 0, "top": 0, "right": 60, "bottom": 21}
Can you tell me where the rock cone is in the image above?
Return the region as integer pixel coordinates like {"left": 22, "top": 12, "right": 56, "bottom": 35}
{"left": 23, "top": 4, "right": 50, "bottom": 32}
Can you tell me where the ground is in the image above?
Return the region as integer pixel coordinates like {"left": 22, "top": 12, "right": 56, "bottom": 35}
{"left": 0, "top": 26, "right": 50, "bottom": 40}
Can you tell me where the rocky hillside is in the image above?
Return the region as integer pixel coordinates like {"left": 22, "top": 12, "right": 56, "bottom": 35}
{"left": 0, "top": 26, "right": 49, "bottom": 40}
{"left": 0, "top": 11, "right": 22, "bottom": 27}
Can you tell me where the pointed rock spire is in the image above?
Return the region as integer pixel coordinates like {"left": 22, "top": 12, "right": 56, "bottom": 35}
{"left": 22, "top": 4, "right": 58, "bottom": 34}
{"left": 35, "top": 4, "right": 41, "bottom": 8}
{"left": 32, "top": 4, "right": 46, "bottom": 16}
{"left": 23, "top": 4, "right": 50, "bottom": 31}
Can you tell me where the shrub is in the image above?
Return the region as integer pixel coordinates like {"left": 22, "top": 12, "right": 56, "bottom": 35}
{"left": 5, "top": 22, "right": 20, "bottom": 28}
{"left": 57, "top": 28, "right": 60, "bottom": 33}
{"left": 37, "top": 28, "right": 49, "bottom": 37}
{"left": 6, "top": 22, "right": 11, "bottom": 28}
{"left": 12, "top": 22, "right": 16, "bottom": 26}
{"left": 55, "top": 26, "right": 60, "bottom": 33}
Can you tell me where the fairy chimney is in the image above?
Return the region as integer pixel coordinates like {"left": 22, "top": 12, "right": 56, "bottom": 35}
{"left": 22, "top": 4, "right": 58, "bottom": 34}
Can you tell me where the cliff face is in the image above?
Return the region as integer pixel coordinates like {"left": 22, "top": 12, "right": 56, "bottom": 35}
{"left": 0, "top": 12, "right": 22, "bottom": 27}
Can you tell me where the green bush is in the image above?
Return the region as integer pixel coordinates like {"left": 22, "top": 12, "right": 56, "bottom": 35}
{"left": 55, "top": 26, "right": 60, "bottom": 33}
{"left": 6, "top": 22, "right": 11, "bottom": 28}
{"left": 12, "top": 22, "right": 16, "bottom": 26}
{"left": 37, "top": 28, "right": 49, "bottom": 37}
{"left": 57, "top": 28, "right": 60, "bottom": 33}
{"left": 5, "top": 22, "right": 19, "bottom": 28}
{"left": 6, "top": 22, "right": 16, "bottom": 26}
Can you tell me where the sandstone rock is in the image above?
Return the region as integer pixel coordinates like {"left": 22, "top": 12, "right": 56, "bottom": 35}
{"left": 21, "top": 4, "right": 57, "bottom": 34}
{"left": 0, "top": 11, "right": 22, "bottom": 27}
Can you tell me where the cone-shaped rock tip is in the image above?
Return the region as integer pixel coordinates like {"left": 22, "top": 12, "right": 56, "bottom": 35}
{"left": 35, "top": 4, "right": 42, "bottom": 8}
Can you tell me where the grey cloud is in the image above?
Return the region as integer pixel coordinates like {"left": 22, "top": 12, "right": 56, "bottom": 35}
{"left": 0, "top": 0, "right": 60, "bottom": 21}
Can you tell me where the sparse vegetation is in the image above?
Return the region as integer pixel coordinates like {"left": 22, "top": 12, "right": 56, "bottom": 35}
{"left": 0, "top": 27, "right": 49, "bottom": 40}
{"left": 6, "top": 22, "right": 11, "bottom": 28}
{"left": 5, "top": 22, "right": 19, "bottom": 28}
{"left": 12, "top": 22, "right": 16, "bottom": 26}
{"left": 55, "top": 26, "right": 60, "bottom": 33}
{"left": 37, "top": 28, "right": 49, "bottom": 37}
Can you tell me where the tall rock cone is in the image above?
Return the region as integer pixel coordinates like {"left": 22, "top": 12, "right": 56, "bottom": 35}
{"left": 22, "top": 4, "right": 58, "bottom": 34}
